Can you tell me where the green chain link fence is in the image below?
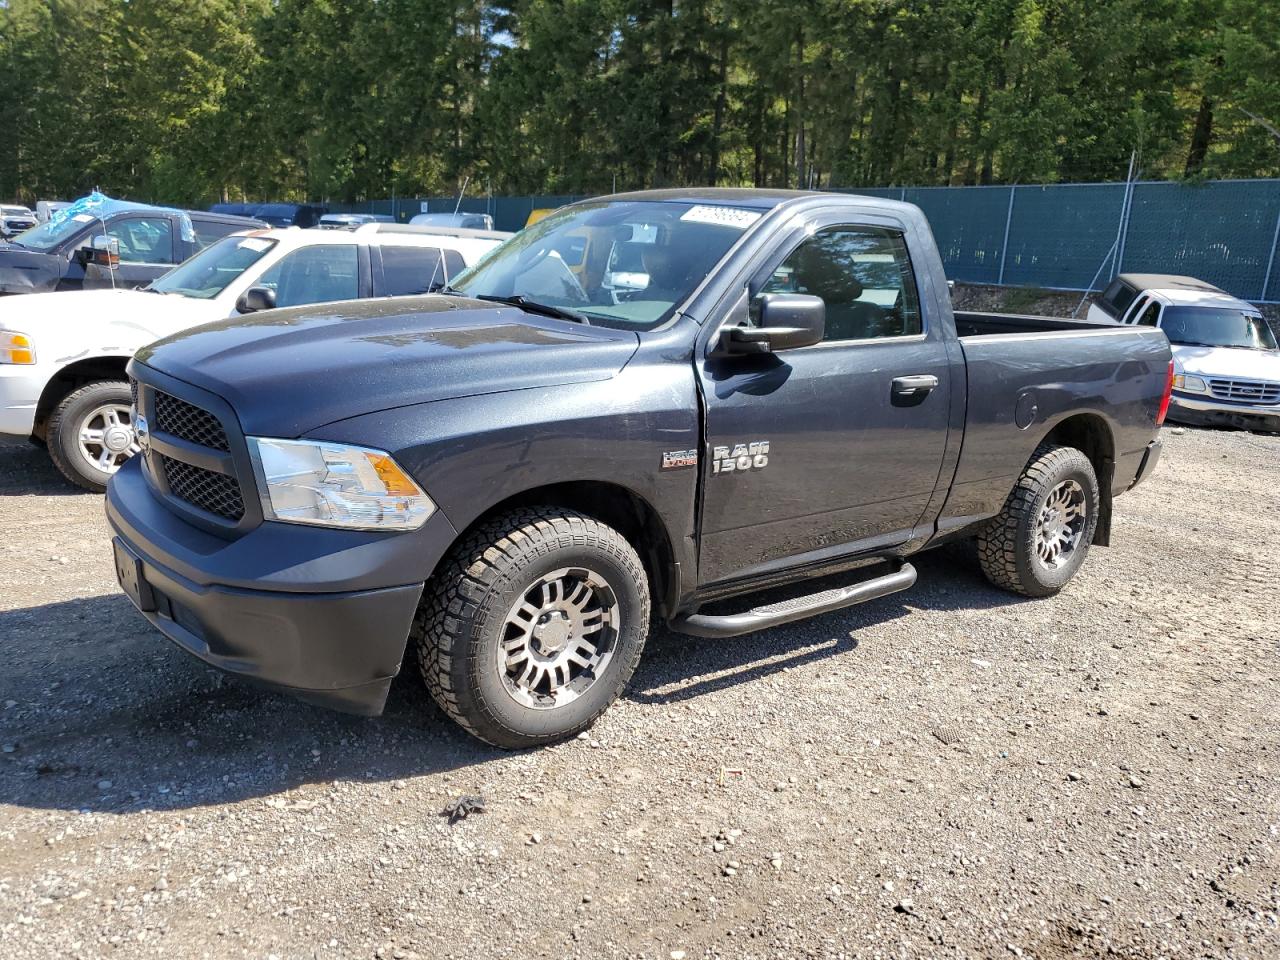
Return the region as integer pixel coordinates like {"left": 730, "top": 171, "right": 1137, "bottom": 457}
{"left": 334, "top": 179, "right": 1280, "bottom": 302}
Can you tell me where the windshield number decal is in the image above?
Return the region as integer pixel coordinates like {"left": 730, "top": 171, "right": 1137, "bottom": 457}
{"left": 679, "top": 205, "right": 762, "bottom": 230}
{"left": 712, "top": 441, "right": 769, "bottom": 474}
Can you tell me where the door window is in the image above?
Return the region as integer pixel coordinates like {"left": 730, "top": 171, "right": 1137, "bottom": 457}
{"left": 108, "top": 217, "right": 173, "bottom": 264}
{"left": 757, "top": 226, "right": 922, "bottom": 341}
{"left": 192, "top": 217, "right": 251, "bottom": 249}
{"left": 380, "top": 245, "right": 465, "bottom": 296}
{"left": 256, "top": 245, "right": 359, "bottom": 307}
{"left": 1135, "top": 300, "right": 1161, "bottom": 326}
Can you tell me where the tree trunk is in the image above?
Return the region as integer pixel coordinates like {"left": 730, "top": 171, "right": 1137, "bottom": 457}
{"left": 1185, "top": 95, "right": 1214, "bottom": 175}
{"left": 710, "top": 28, "right": 729, "bottom": 186}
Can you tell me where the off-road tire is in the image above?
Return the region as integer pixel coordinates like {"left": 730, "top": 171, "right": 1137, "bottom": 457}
{"left": 977, "top": 443, "right": 1099, "bottom": 598}
{"left": 412, "top": 508, "right": 650, "bottom": 749}
{"left": 47, "top": 380, "right": 135, "bottom": 493}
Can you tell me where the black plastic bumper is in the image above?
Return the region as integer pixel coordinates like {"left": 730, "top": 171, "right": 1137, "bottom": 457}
{"left": 106, "top": 459, "right": 434, "bottom": 715}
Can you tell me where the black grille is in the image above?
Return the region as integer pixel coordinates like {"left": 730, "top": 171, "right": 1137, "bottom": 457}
{"left": 153, "top": 390, "right": 230, "bottom": 450}
{"left": 1207, "top": 378, "right": 1280, "bottom": 405}
{"left": 160, "top": 455, "right": 245, "bottom": 521}
{"left": 129, "top": 378, "right": 139, "bottom": 409}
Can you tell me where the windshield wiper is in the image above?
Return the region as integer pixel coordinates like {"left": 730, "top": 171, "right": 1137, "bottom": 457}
{"left": 474, "top": 294, "right": 590, "bottom": 325}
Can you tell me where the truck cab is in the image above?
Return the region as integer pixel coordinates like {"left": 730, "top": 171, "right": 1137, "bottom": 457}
{"left": 0, "top": 193, "right": 265, "bottom": 296}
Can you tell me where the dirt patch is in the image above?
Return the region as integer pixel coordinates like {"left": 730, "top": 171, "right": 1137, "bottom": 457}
{"left": 0, "top": 430, "right": 1277, "bottom": 958}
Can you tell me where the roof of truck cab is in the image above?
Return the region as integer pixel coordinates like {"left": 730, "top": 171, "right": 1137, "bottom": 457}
{"left": 1117, "top": 273, "right": 1257, "bottom": 312}
{"left": 1117, "top": 273, "right": 1224, "bottom": 294}
{"left": 601, "top": 187, "right": 833, "bottom": 210}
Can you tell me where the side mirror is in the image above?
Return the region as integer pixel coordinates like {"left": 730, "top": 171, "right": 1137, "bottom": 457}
{"left": 236, "top": 286, "right": 277, "bottom": 313}
{"left": 716, "top": 293, "right": 826, "bottom": 356}
{"left": 82, "top": 235, "right": 120, "bottom": 268}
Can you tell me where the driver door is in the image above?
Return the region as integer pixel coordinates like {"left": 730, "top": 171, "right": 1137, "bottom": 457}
{"left": 696, "top": 220, "right": 954, "bottom": 585}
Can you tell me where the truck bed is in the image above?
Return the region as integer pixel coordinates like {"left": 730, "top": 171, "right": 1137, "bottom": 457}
{"left": 953, "top": 310, "right": 1116, "bottom": 337}
{"left": 937, "top": 308, "right": 1171, "bottom": 541}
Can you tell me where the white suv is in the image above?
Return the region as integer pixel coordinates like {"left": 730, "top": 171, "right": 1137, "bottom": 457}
{"left": 0, "top": 224, "right": 507, "bottom": 490}
{"left": 1088, "top": 273, "right": 1278, "bottom": 432}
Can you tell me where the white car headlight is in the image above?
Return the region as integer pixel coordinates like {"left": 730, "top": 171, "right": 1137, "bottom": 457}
{"left": 1172, "top": 373, "right": 1207, "bottom": 393}
{"left": 1, "top": 330, "right": 35, "bottom": 365}
{"left": 248, "top": 437, "right": 435, "bottom": 531}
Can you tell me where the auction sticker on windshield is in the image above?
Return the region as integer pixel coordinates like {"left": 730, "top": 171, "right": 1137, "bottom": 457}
{"left": 238, "top": 237, "right": 272, "bottom": 252}
{"left": 679, "top": 205, "right": 762, "bottom": 230}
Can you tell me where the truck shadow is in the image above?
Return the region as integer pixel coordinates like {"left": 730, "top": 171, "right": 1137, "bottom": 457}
{"left": 629, "top": 546, "right": 1026, "bottom": 705}
{"left": 0, "top": 547, "right": 1026, "bottom": 815}
{"left": 0, "top": 594, "right": 501, "bottom": 816}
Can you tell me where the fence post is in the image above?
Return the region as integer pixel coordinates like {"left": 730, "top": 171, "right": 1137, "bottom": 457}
{"left": 997, "top": 185, "right": 1016, "bottom": 286}
{"left": 1262, "top": 205, "right": 1280, "bottom": 302}
{"left": 1114, "top": 179, "right": 1136, "bottom": 279}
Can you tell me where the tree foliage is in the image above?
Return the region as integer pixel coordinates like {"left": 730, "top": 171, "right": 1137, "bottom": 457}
{"left": 1, "top": 0, "right": 1277, "bottom": 203}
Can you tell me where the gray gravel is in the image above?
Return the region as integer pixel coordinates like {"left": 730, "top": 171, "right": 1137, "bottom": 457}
{"left": 1, "top": 427, "right": 1277, "bottom": 959}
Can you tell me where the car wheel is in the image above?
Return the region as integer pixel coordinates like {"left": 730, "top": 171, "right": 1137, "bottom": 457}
{"left": 47, "top": 380, "right": 140, "bottom": 493}
{"left": 413, "top": 508, "right": 650, "bottom": 749}
{"left": 977, "top": 443, "right": 1099, "bottom": 598}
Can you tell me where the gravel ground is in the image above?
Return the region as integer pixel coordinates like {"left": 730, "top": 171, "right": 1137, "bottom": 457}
{"left": 0, "top": 427, "right": 1277, "bottom": 960}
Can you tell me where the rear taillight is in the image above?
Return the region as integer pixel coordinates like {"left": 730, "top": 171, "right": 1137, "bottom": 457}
{"left": 1156, "top": 359, "right": 1175, "bottom": 426}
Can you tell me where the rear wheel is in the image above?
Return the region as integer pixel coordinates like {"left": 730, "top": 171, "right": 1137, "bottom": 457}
{"left": 47, "top": 380, "right": 139, "bottom": 493}
{"left": 977, "top": 444, "right": 1099, "bottom": 597}
{"left": 412, "top": 508, "right": 650, "bottom": 749}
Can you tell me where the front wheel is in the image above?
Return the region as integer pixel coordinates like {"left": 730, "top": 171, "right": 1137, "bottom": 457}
{"left": 47, "top": 380, "right": 139, "bottom": 493}
{"left": 977, "top": 444, "right": 1100, "bottom": 598}
{"left": 412, "top": 508, "right": 651, "bottom": 749}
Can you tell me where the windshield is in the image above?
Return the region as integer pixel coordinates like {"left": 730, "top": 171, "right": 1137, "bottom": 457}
{"left": 9, "top": 212, "right": 95, "bottom": 252}
{"left": 1160, "top": 306, "right": 1278, "bottom": 351}
{"left": 449, "top": 200, "right": 761, "bottom": 330}
{"left": 147, "top": 234, "right": 277, "bottom": 299}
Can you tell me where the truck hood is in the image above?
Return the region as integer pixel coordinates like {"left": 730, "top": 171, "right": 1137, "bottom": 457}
{"left": 0, "top": 244, "right": 60, "bottom": 294}
{"left": 0, "top": 288, "right": 220, "bottom": 357}
{"left": 135, "top": 295, "right": 642, "bottom": 437}
{"left": 1172, "top": 343, "right": 1280, "bottom": 382}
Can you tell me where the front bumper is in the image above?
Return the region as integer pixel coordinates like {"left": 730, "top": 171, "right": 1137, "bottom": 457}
{"left": 1168, "top": 393, "right": 1280, "bottom": 432}
{"left": 105, "top": 457, "right": 449, "bottom": 715}
{"left": 0, "top": 364, "right": 42, "bottom": 436}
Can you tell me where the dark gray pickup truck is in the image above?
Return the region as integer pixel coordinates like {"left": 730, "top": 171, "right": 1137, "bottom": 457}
{"left": 106, "top": 189, "right": 1173, "bottom": 747}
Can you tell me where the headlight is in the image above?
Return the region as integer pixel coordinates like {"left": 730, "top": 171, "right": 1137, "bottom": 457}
{"left": 248, "top": 437, "right": 435, "bottom": 530}
{"left": 1172, "top": 373, "right": 1207, "bottom": 393}
{"left": 1, "top": 331, "right": 35, "bottom": 364}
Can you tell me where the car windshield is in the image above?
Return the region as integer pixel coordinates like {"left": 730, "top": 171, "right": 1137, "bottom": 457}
{"left": 448, "top": 200, "right": 762, "bottom": 330}
{"left": 8, "top": 212, "right": 96, "bottom": 252}
{"left": 147, "top": 234, "right": 277, "bottom": 299}
{"left": 1160, "top": 306, "right": 1278, "bottom": 351}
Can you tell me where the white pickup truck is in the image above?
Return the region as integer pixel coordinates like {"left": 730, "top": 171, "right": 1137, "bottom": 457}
{"left": 0, "top": 224, "right": 507, "bottom": 490}
{"left": 1088, "top": 273, "right": 1279, "bottom": 433}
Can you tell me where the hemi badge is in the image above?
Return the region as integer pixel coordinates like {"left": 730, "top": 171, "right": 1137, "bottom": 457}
{"left": 661, "top": 449, "right": 698, "bottom": 470}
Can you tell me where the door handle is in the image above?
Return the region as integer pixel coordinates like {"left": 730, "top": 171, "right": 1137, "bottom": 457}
{"left": 891, "top": 374, "right": 938, "bottom": 406}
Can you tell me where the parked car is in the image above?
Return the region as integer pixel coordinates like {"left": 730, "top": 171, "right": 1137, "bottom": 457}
{"left": 317, "top": 212, "right": 395, "bottom": 230}
{"left": 248, "top": 203, "right": 328, "bottom": 228}
{"left": 409, "top": 211, "right": 494, "bottom": 231}
{"left": 0, "top": 225, "right": 504, "bottom": 490}
{"left": 35, "top": 200, "right": 72, "bottom": 223}
{"left": 0, "top": 192, "right": 265, "bottom": 296}
{"left": 105, "top": 189, "right": 1173, "bottom": 747}
{"left": 1, "top": 205, "right": 38, "bottom": 239}
{"left": 207, "top": 202, "right": 256, "bottom": 217}
{"left": 1089, "top": 273, "right": 1278, "bottom": 432}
